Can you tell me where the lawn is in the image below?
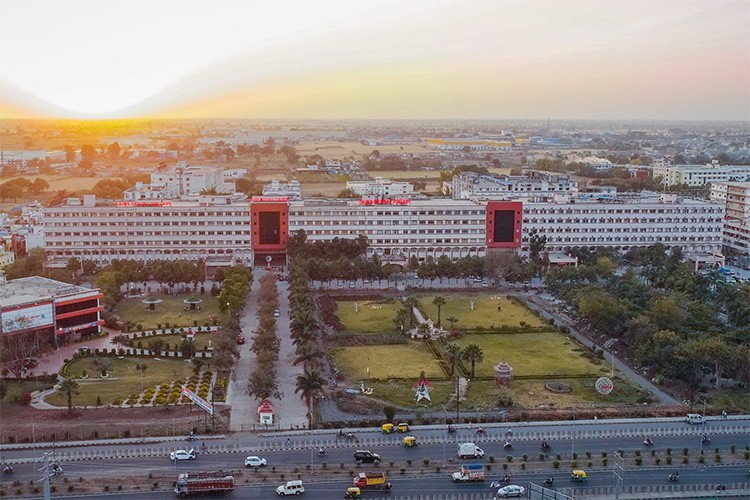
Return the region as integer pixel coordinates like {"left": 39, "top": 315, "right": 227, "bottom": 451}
{"left": 129, "top": 332, "right": 219, "bottom": 352}
{"left": 333, "top": 343, "right": 444, "bottom": 380}
{"left": 114, "top": 293, "right": 221, "bottom": 330}
{"left": 452, "top": 332, "right": 606, "bottom": 378}
{"left": 418, "top": 294, "right": 545, "bottom": 330}
{"left": 365, "top": 379, "right": 456, "bottom": 408}
{"left": 335, "top": 299, "right": 403, "bottom": 333}
{"left": 0, "top": 379, "right": 55, "bottom": 405}
{"left": 45, "top": 357, "right": 194, "bottom": 407}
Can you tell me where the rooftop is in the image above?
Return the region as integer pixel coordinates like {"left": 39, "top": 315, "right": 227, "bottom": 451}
{"left": 0, "top": 276, "right": 93, "bottom": 309}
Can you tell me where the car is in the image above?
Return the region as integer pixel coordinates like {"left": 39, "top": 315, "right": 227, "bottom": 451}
{"left": 244, "top": 456, "right": 267, "bottom": 468}
{"left": 348, "top": 282, "right": 356, "bottom": 288}
{"left": 276, "top": 480, "right": 304, "bottom": 496}
{"left": 236, "top": 335, "right": 246, "bottom": 345}
{"left": 363, "top": 279, "right": 371, "bottom": 284}
{"left": 273, "top": 310, "right": 280, "bottom": 318}
{"left": 496, "top": 485, "right": 525, "bottom": 498}
{"left": 353, "top": 450, "right": 380, "bottom": 464}
{"left": 170, "top": 449, "right": 196, "bottom": 461}
{"left": 78, "top": 346, "right": 91, "bottom": 355}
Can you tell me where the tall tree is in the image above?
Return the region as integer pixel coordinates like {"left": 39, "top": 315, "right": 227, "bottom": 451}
{"left": 295, "top": 369, "right": 326, "bottom": 430}
{"left": 462, "top": 344, "right": 484, "bottom": 378}
{"left": 58, "top": 378, "right": 79, "bottom": 413}
{"left": 432, "top": 296, "right": 447, "bottom": 328}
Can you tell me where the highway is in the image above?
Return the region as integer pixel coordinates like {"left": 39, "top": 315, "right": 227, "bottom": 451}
{"left": 1, "top": 417, "right": 748, "bottom": 498}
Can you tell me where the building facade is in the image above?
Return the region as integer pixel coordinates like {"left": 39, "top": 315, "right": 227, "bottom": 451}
{"left": 451, "top": 171, "right": 578, "bottom": 200}
{"left": 346, "top": 178, "right": 414, "bottom": 198}
{"left": 711, "top": 182, "right": 750, "bottom": 257}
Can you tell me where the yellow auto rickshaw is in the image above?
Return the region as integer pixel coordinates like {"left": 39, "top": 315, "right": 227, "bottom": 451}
{"left": 571, "top": 470, "right": 587, "bottom": 482}
{"left": 344, "top": 486, "right": 361, "bottom": 499}
{"left": 396, "top": 422, "right": 409, "bottom": 433}
{"left": 403, "top": 436, "right": 417, "bottom": 447}
{"left": 381, "top": 423, "right": 394, "bottom": 434}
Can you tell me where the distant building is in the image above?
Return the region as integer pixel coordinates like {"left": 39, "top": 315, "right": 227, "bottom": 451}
{"left": 451, "top": 171, "right": 577, "bottom": 200}
{"left": 262, "top": 179, "right": 302, "bottom": 200}
{"left": 123, "top": 162, "right": 235, "bottom": 200}
{"left": 427, "top": 138, "right": 513, "bottom": 151}
{"left": 651, "top": 162, "right": 750, "bottom": 187}
{"left": 346, "top": 178, "right": 414, "bottom": 197}
{"left": 711, "top": 181, "right": 750, "bottom": 257}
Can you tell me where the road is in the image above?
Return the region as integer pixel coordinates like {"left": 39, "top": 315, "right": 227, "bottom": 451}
{"left": 2, "top": 417, "right": 747, "bottom": 497}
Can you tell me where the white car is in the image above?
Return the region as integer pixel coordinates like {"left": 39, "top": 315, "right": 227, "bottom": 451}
{"left": 273, "top": 310, "right": 281, "bottom": 318}
{"left": 276, "top": 480, "right": 304, "bottom": 496}
{"left": 245, "top": 456, "right": 267, "bottom": 468}
{"left": 170, "top": 449, "right": 196, "bottom": 461}
{"left": 496, "top": 485, "right": 525, "bottom": 498}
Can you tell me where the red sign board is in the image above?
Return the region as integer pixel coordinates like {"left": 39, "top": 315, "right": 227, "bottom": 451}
{"left": 358, "top": 199, "right": 410, "bottom": 206}
{"left": 115, "top": 201, "right": 173, "bottom": 207}
{"left": 250, "top": 196, "right": 289, "bottom": 203}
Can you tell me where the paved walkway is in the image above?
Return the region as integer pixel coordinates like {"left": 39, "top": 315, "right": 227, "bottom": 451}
{"left": 226, "top": 270, "right": 308, "bottom": 431}
{"left": 16, "top": 330, "right": 115, "bottom": 379}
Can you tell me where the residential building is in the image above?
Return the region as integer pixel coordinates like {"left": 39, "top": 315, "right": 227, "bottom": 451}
{"left": 710, "top": 182, "right": 750, "bottom": 257}
{"left": 651, "top": 163, "right": 750, "bottom": 187}
{"left": 262, "top": 179, "right": 302, "bottom": 200}
{"left": 346, "top": 178, "right": 414, "bottom": 198}
{"left": 451, "top": 171, "right": 577, "bottom": 200}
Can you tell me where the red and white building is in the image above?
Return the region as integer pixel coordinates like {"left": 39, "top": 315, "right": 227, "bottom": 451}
{"left": 0, "top": 276, "right": 103, "bottom": 342}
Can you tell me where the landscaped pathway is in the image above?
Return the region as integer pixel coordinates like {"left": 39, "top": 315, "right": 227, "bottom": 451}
{"left": 226, "top": 269, "right": 308, "bottom": 431}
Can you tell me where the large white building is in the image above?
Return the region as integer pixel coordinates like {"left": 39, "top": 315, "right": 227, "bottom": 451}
{"left": 651, "top": 163, "right": 750, "bottom": 187}
{"left": 262, "top": 179, "right": 302, "bottom": 200}
{"left": 346, "top": 178, "right": 414, "bottom": 198}
{"left": 451, "top": 171, "right": 578, "bottom": 200}
{"left": 124, "top": 163, "right": 235, "bottom": 200}
{"left": 710, "top": 182, "right": 750, "bottom": 257}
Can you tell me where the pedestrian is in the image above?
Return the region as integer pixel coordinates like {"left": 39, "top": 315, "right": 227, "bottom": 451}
{"left": 202, "top": 442, "right": 206, "bottom": 452}
{"left": 286, "top": 437, "right": 291, "bottom": 446}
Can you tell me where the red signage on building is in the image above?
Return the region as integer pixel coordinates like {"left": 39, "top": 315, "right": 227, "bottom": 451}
{"left": 358, "top": 198, "right": 411, "bottom": 206}
{"left": 250, "top": 196, "right": 289, "bottom": 203}
{"left": 115, "top": 201, "right": 173, "bottom": 207}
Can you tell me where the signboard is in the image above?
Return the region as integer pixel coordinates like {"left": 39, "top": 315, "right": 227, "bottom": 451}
{"left": 1, "top": 303, "right": 54, "bottom": 333}
{"left": 182, "top": 386, "right": 213, "bottom": 415}
{"left": 250, "top": 196, "right": 288, "bottom": 202}
{"left": 114, "top": 201, "right": 173, "bottom": 207}
{"left": 358, "top": 198, "right": 410, "bottom": 206}
{"left": 57, "top": 320, "right": 104, "bottom": 335}
{"left": 595, "top": 377, "right": 614, "bottom": 395}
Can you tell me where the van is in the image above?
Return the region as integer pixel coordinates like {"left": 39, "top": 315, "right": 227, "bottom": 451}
{"left": 276, "top": 480, "right": 304, "bottom": 496}
{"left": 685, "top": 413, "right": 705, "bottom": 424}
{"left": 457, "top": 442, "right": 484, "bottom": 459}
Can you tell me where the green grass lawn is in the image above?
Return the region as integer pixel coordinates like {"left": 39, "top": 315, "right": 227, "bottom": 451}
{"left": 129, "top": 332, "right": 219, "bottom": 352}
{"left": 0, "top": 380, "right": 55, "bottom": 405}
{"left": 452, "top": 332, "right": 605, "bottom": 378}
{"left": 114, "top": 294, "right": 221, "bottom": 330}
{"left": 335, "top": 299, "right": 403, "bottom": 333}
{"left": 45, "top": 357, "right": 194, "bottom": 407}
{"left": 365, "top": 379, "right": 455, "bottom": 408}
{"left": 419, "top": 295, "right": 545, "bottom": 330}
{"left": 333, "top": 343, "right": 445, "bottom": 380}
{"left": 705, "top": 389, "right": 750, "bottom": 413}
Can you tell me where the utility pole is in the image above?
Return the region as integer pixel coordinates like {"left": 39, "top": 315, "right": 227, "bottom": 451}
{"left": 37, "top": 452, "right": 52, "bottom": 500}
{"left": 613, "top": 451, "right": 624, "bottom": 500}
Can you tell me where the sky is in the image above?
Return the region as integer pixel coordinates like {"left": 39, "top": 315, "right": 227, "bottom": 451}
{"left": 0, "top": 0, "right": 749, "bottom": 121}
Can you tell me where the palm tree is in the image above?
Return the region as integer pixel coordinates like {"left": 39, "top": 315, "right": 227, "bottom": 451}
{"left": 295, "top": 369, "right": 326, "bottom": 430}
{"left": 462, "top": 344, "right": 484, "bottom": 378}
{"left": 293, "top": 343, "right": 321, "bottom": 370}
{"left": 433, "top": 296, "right": 447, "bottom": 328}
{"left": 446, "top": 316, "right": 459, "bottom": 330}
{"left": 58, "top": 378, "right": 79, "bottom": 413}
{"left": 445, "top": 342, "right": 462, "bottom": 376}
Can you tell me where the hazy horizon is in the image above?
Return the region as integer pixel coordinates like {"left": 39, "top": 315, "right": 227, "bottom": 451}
{"left": 1, "top": 0, "right": 749, "bottom": 121}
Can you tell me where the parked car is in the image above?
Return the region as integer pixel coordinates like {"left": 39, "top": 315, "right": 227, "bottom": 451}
{"left": 236, "top": 335, "right": 246, "bottom": 345}
{"left": 496, "top": 485, "right": 525, "bottom": 498}
{"left": 170, "top": 449, "right": 197, "bottom": 461}
{"left": 244, "top": 456, "right": 267, "bottom": 468}
{"left": 273, "top": 310, "right": 280, "bottom": 318}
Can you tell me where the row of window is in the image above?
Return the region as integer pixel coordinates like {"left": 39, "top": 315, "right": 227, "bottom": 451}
{"left": 49, "top": 240, "right": 252, "bottom": 247}
{"left": 525, "top": 218, "right": 722, "bottom": 225}
{"left": 46, "top": 211, "right": 251, "bottom": 218}
{"left": 527, "top": 226, "right": 721, "bottom": 234}
{"left": 289, "top": 209, "right": 484, "bottom": 217}
{"left": 525, "top": 207, "right": 722, "bottom": 215}
{"left": 47, "top": 220, "right": 247, "bottom": 227}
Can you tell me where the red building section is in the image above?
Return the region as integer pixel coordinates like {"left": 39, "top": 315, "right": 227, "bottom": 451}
{"left": 250, "top": 197, "right": 289, "bottom": 266}
{"left": 485, "top": 201, "right": 523, "bottom": 248}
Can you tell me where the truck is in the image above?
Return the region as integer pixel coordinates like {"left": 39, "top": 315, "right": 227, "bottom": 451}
{"left": 457, "top": 442, "right": 485, "bottom": 459}
{"left": 353, "top": 472, "right": 392, "bottom": 490}
{"left": 452, "top": 463, "right": 486, "bottom": 483}
{"left": 174, "top": 472, "right": 234, "bottom": 497}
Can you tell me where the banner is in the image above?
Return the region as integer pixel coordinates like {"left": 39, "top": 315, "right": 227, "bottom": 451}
{"left": 182, "top": 387, "right": 213, "bottom": 415}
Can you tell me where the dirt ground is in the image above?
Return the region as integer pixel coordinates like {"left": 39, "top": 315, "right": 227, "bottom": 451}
{"left": 0, "top": 404, "right": 231, "bottom": 444}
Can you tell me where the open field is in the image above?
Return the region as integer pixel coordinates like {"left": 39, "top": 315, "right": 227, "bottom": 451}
{"left": 419, "top": 295, "right": 546, "bottom": 330}
{"left": 364, "top": 379, "right": 455, "bottom": 408}
{"left": 335, "top": 299, "right": 402, "bottom": 333}
{"left": 114, "top": 294, "right": 221, "bottom": 330}
{"left": 453, "top": 332, "right": 605, "bottom": 378}
{"left": 45, "top": 356, "right": 194, "bottom": 407}
{"left": 333, "top": 343, "right": 444, "bottom": 380}
{"left": 2, "top": 174, "right": 101, "bottom": 191}
{"left": 296, "top": 141, "right": 435, "bottom": 157}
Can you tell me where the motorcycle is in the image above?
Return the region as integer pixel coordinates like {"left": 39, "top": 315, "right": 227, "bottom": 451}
{"left": 541, "top": 442, "right": 551, "bottom": 452}
{"left": 3, "top": 465, "right": 13, "bottom": 475}
{"left": 668, "top": 473, "right": 679, "bottom": 482}
{"left": 503, "top": 441, "right": 513, "bottom": 450}
{"left": 447, "top": 426, "right": 456, "bottom": 435}
{"left": 318, "top": 448, "right": 327, "bottom": 457}
{"left": 543, "top": 477, "right": 554, "bottom": 487}
{"left": 476, "top": 427, "right": 486, "bottom": 435}
{"left": 702, "top": 435, "right": 711, "bottom": 445}
{"left": 643, "top": 438, "right": 653, "bottom": 446}
{"left": 51, "top": 465, "right": 63, "bottom": 476}
{"left": 501, "top": 474, "right": 511, "bottom": 484}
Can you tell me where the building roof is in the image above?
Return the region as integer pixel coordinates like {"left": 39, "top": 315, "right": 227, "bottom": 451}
{"left": 0, "top": 276, "right": 93, "bottom": 309}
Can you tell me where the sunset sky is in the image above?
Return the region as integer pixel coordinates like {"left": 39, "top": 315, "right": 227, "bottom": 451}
{"left": 1, "top": 0, "right": 749, "bottom": 120}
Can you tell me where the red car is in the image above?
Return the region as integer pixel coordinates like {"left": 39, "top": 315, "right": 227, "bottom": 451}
{"left": 236, "top": 335, "right": 245, "bottom": 345}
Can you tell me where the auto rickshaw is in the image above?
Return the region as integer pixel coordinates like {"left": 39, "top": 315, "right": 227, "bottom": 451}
{"left": 344, "top": 486, "right": 361, "bottom": 499}
{"left": 570, "top": 470, "right": 587, "bottom": 482}
{"left": 381, "top": 423, "right": 394, "bottom": 434}
{"left": 396, "top": 422, "right": 410, "bottom": 433}
{"left": 403, "top": 436, "right": 417, "bottom": 447}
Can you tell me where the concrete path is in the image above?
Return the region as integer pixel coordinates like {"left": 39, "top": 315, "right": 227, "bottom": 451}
{"left": 226, "top": 270, "right": 308, "bottom": 432}
{"left": 522, "top": 294, "right": 678, "bottom": 405}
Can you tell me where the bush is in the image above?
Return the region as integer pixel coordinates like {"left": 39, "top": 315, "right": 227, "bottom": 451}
{"left": 635, "top": 457, "right": 642, "bottom": 466}
{"left": 552, "top": 461, "right": 560, "bottom": 468}
{"left": 488, "top": 455, "right": 495, "bottom": 463}
{"left": 666, "top": 456, "right": 672, "bottom": 464}
{"left": 406, "top": 459, "right": 412, "bottom": 466}
{"left": 714, "top": 454, "right": 721, "bottom": 462}
{"left": 698, "top": 455, "right": 705, "bottom": 464}
{"left": 602, "top": 458, "right": 608, "bottom": 466}
{"left": 683, "top": 456, "right": 688, "bottom": 464}
{"left": 506, "top": 455, "right": 513, "bottom": 463}
{"left": 682, "top": 447, "right": 689, "bottom": 456}
{"left": 666, "top": 447, "right": 672, "bottom": 456}
{"left": 655, "top": 458, "right": 661, "bottom": 465}
{"left": 399, "top": 468, "right": 405, "bottom": 474}
{"left": 422, "top": 458, "right": 430, "bottom": 466}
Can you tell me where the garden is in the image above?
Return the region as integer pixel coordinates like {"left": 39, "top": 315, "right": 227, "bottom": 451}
{"left": 113, "top": 293, "right": 221, "bottom": 331}
{"left": 418, "top": 294, "right": 546, "bottom": 330}
{"left": 335, "top": 298, "right": 403, "bottom": 333}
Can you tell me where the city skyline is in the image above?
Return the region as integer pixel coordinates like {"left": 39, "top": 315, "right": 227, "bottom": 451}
{"left": 0, "top": 0, "right": 749, "bottom": 121}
